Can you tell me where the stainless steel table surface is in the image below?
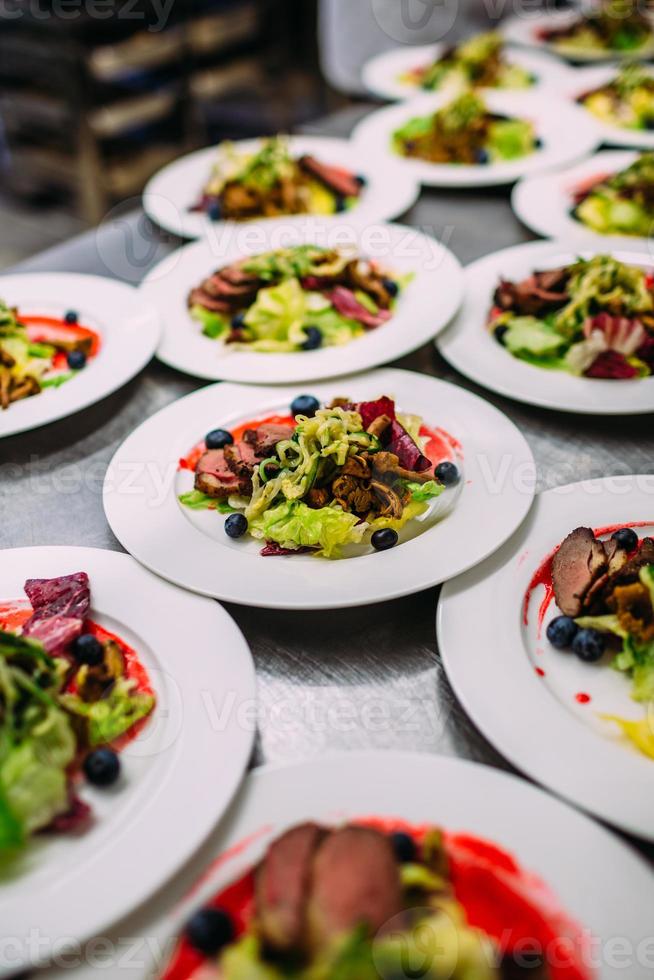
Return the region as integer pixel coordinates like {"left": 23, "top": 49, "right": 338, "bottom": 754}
{"left": 3, "top": 106, "right": 654, "bottom": 863}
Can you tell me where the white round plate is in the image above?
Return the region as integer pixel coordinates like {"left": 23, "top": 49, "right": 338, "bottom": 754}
{"left": 439, "top": 476, "right": 654, "bottom": 840}
{"left": 142, "top": 216, "right": 464, "bottom": 384}
{"left": 0, "top": 546, "right": 256, "bottom": 977}
{"left": 562, "top": 64, "right": 654, "bottom": 149}
{"left": 102, "top": 368, "right": 535, "bottom": 609}
{"left": 362, "top": 43, "right": 571, "bottom": 102}
{"left": 36, "top": 752, "right": 654, "bottom": 979}
{"left": 503, "top": 10, "right": 654, "bottom": 62}
{"left": 437, "top": 239, "right": 654, "bottom": 414}
{"left": 512, "top": 149, "right": 654, "bottom": 247}
{"left": 0, "top": 274, "right": 160, "bottom": 440}
{"left": 143, "top": 136, "right": 420, "bottom": 240}
{"left": 351, "top": 90, "right": 600, "bottom": 188}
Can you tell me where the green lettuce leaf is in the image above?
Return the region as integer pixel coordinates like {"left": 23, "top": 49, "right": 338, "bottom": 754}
{"left": 61, "top": 678, "right": 154, "bottom": 746}
{"left": 244, "top": 278, "right": 307, "bottom": 346}
{"left": 249, "top": 500, "right": 366, "bottom": 558}
{"left": 190, "top": 304, "right": 230, "bottom": 339}
{"left": 178, "top": 490, "right": 236, "bottom": 512}
{"left": 406, "top": 480, "right": 444, "bottom": 502}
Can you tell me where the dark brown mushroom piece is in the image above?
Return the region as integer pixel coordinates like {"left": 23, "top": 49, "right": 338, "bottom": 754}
{"left": 370, "top": 480, "right": 405, "bottom": 519}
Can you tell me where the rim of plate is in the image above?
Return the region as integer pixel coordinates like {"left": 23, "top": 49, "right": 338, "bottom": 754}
{"left": 438, "top": 476, "right": 654, "bottom": 840}
{"left": 362, "top": 42, "right": 572, "bottom": 102}
{"left": 142, "top": 135, "right": 421, "bottom": 240}
{"left": 511, "top": 148, "right": 654, "bottom": 247}
{"left": 48, "top": 750, "right": 654, "bottom": 980}
{"left": 0, "top": 546, "right": 256, "bottom": 977}
{"left": 561, "top": 63, "right": 654, "bottom": 149}
{"left": 350, "top": 90, "right": 600, "bottom": 188}
{"left": 142, "top": 216, "right": 464, "bottom": 384}
{"left": 503, "top": 10, "right": 654, "bottom": 62}
{"left": 437, "top": 239, "right": 654, "bottom": 414}
{"left": 0, "top": 274, "right": 160, "bottom": 440}
{"left": 102, "top": 368, "right": 535, "bottom": 609}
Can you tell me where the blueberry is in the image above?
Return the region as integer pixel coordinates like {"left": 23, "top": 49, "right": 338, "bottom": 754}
{"left": 382, "top": 277, "right": 399, "bottom": 298}
{"left": 371, "top": 528, "right": 399, "bottom": 551}
{"left": 67, "top": 350, "right": 87, "bottom": 370}
{"left": 494, "top": 324, "right": 509, "bottom": 345}
{"left": 435, "top": 461, "right": 460, "bottom": 486}
{"left": 207, "top": 200, "right": 222, "bottom": 221}
{"left": 546, "top": 615, "right": 578, "bottom": 650}
{"left": 186, "top": 907, "right": 234, "bottom": 956}
{"left": 205, "top": 428, "right": 234, "bottom": 450}
{"left": 611, "top": 527, "right": 638, "bottom": 552}
{"left": 391, "top": 831, "right": 416, "bottom": 863}
{"left": 83, "top": 748, "right": 120, "bottom": 787}
{"left": 534, "top": 137, "right": 543, "bottom": 149}
{"left": 301, "top": 326, "right": 322, "bottom": 351}
{"left": 231, "top": 312, "right": 246, "bottom": 330}
{"left": 572, "top": 628, "right": 606, "bottom": 663}
{"left": 64, "top": 310, "right": 79, "bottom": 324}
{"left": 334, "top": 195, "right": 347, "bottom": 213}
{"left": 225, "top": 513, "right": 248, "bottom": 538}
{"left": 291, "top": 394, "right": 320, "bottom": 417}
{"left": 72, "top": 633, "right": 104, "bottom": 666}
{"left": 355, "top": 173, "right": 368, "bottom": 187}
{"left": 475, "top": 148, "right": 490, "bottom": 164}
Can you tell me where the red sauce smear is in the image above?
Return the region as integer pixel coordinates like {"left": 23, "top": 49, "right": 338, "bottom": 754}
{"left": 178, "top": 415, "right": 295, "bottom": 472}
{"left": 20, "top": 314, "right": 102, "bottom": 358}
{"left": 421, "top": 424, "right": 462, "bottom": 465}
{"left": 535, "top": 666, "right": 546, "bottom": 677}
{"left": 575, "top": 693, "right": 591, "bottom": 704}
{"left": 0, "top": 600, "right": 153, "bottom": 749}
{"left": 162, "top": 817, "right": 592, "bottom": 980}
{"left": 523, "top": 521, "right": 654, "bottom": 633}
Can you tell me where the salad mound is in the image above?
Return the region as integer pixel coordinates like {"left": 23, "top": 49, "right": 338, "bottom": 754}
{"left": 392, "top": 92, "right": 538, "bottom": 166}
{"left": 192, "top": 137, "right": 365, "bottom": 221}
{"left": 188, "top": 245, "right": 407, "bottom": 354}
{"left": 578, "top": 64, "right": 654, "bottom": 131}
{"left": 179, "top": 394, "right": 461, "bottom": 559}
{"left": 572, "top": 153, "right": 654, "bottom": 237}
{"left": 546, "top": 525, "right": 654, "bottom": 759}
{"left": 540, "top": 0, "right": 652, "bottom": 54}
{"left": 0, "top": 573, "right": 155, "bottom": 853}
{"left": 404, "top": 32, "right": 535, "bottom": 93}
{"left": 489, "top": 254, "right": 654, "bottom": 378}
{"left": 0, "top": 301, "right": 99, "bottom": 410}
{"left": 164, "top": 819, "right": 592, "bottom": 979}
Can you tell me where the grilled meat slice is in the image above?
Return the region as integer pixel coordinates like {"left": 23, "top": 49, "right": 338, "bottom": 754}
{"left": 307, "top": 827, "right": 402, "bottom": 952}
{"left": 494, "top": 268, "right": 569, "bottom": 318}
{"left": 194, "top": 449, "right": 249, "bottom": 498}
{"left": 297, "top": 155, "right": 362, "bottom": 199}
{"left": 551, "top": 527, "right": 608, "bottom": 617}
{"left": 223, "top": 441, "right": 258, "bottom": 493}
{"left": 255, "top": 822, "right": 325, "bottom": 953}
{"left": 243, "top": 423, "right": 295, "bottom": 458}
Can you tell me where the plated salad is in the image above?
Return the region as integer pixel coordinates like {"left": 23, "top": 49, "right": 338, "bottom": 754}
{"left": 578, "top": 64, "right": 654, "bottom": 131}
{"left": 178, "top": 393, "right": 461, "bottom": 559}
{"left": 489, "top": 254, "right": 654, "bottom": 378}
{"left": 192, "top": 137, "right": 366, "bottom": 221}
{"left": 571, "top": 152, "right": 654, "bottom": 236}
{"left": 402, "top": 32, "right": 535, "bottom": 92}
{"left": 0, "top": 301, "right": 99, "bottom": 410}
{"left": 0, "top": 572, "right": 155, "bottom": 853}
{"left": 540, "top": 0, "right": 653, "bottom": 55}
{"left": 163, "top": 818, "right": 591, "bottom": 979}
{"left": 188, "top": 245, "right": 408, "bottom": 353}
{"left": 392, "top": 93, "right": 538, "bottom": 165}
{"left": 545, "top": 525, "right": 654, "bottom": 760}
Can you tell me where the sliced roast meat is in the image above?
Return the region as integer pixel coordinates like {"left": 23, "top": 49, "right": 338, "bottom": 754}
{"left": 224, "top": 441, "right": 258, "bottom": 488}
{"left": 330, "top": 286, "right": 392, "bottom": 329}
{"left": 187, "top": 287, "right": 232, "bottom": 314}
{"left": 606, "top": 537, "right": 654, "bottom": 594}
{"left": 22, "top": 572, "right": 90, "bottom": 655}
{"left": 255, "top": 822, "right": 325, "bottom": 952}
{"left": 551, "top": 527, "right": 608, "bottom": 617}
{"left": 493, "top": 272, "right": 569, "bottom": 318}
{"left": 243, "top": 423, "right": 294, "bottom": 458}
{"left": 533, "top": 267, "right": 570, "bottom": 293}
{"left": 307, "top": 826, "right": 402, "bottom": 951}
{"left": 194, "top": 449, "right": 249, "bottom": 498}
{"left": 297, "top": 155, "right": 362, "bottom": 199}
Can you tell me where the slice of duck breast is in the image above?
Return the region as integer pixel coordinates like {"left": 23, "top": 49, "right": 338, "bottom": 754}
{"left": 194, "top": 449, "right": 247, "bottom": 498}
{"left": 551, "top": 527, "right": 608, "bottom": 617}
{"left": 307, "top": 826, "right": 402, "bottom": 952}
{"left": 243, "top": 423, "right": 295, "bottom": 458}
{"left": 255, "top": 822, "right": 325, "bottom": 952}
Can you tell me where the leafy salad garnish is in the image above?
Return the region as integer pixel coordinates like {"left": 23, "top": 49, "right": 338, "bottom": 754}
{"left": 572, "top": 153, "right": 654, "bottom": 237}
{"left": 579, "top": 64, "right": 654, "bottom": 131}
{"left": 489, "top": 254, "right": 654, "bottom": 379}
{"left": 392, "top": 92, "right": 538, "bottom": 166}
{"left": 188, "top": 245, "right": 408, "bottom": 354}
{"left": 405, "top": 32, "right": 535, "bottom": 92}
{"left": 541, "top": 0, "right": 652, "bottom": 55}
